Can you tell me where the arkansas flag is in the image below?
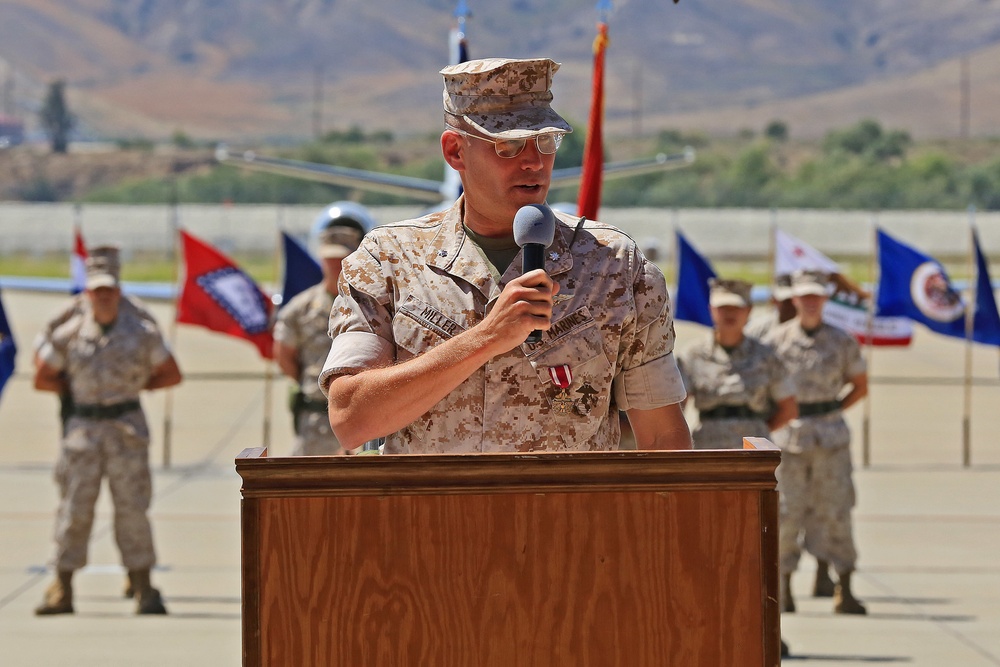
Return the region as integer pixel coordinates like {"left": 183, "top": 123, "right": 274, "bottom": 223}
{"left": 177, "top": 230, "right": 274, "bottom": 359}
{"left": 877, "top": 228, "right": 1000, "bottom": 346}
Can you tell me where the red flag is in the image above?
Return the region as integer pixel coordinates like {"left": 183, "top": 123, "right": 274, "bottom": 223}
{"left": 71, "top": 225, "right": 88, "bottom": 294}
{"left": 176, "top": 230, "right": 274, "bottom": 359}
{"left": 576, "top": 21, "right": 609, "bottom": 221}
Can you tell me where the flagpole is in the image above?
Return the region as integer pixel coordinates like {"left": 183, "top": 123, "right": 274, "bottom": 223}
{"left": 163, "top": 188, "right": 181, "bottom": 469}
{"left": 262, "top": 207, "right": 283, "bottom": 450}
{"left": 962, "top": 205, "right": 976, "bottom": 467}
{"left": 862, "top": 213, "right": 877, "bottom": 467}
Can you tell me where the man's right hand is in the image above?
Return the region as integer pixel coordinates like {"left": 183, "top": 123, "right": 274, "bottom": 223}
{"left": 479, "top": 269, "right": 559, "bottom": 353}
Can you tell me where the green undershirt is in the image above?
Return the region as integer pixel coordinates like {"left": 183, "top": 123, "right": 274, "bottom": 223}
{"left": 464, "top": 224, "right": 520, "bottom": 284}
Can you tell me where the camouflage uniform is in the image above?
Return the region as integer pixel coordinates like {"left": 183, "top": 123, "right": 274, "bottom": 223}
{"left": 273, "top": 283, "right": 341, "bottom": 455}
{"left": 319, "top": 198, "right": 686, "bottom": 453}
{"left": 743, "top": 310, "right": 780, "bottom": 341}
{"left": 679, "top": 335, "right": 794, "bottom": 449}
{"left": 37, "top": 298, "right": 173, "bottom": 572}
{"left": 765, "top": 320, "right": 867, "bottom": 576}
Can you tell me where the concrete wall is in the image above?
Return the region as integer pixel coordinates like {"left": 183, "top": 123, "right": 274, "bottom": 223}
{"left": 1, "top": 203, "right": 998, "bottom": 261}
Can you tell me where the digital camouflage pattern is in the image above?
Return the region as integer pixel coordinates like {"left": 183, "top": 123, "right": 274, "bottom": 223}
{"left": 776, "top": 445, "right": 857, "bottom": 575}
{"left": 764, "top": 320, "right": 866, "bottom": 453}
{"left": 765, "top": 319, "right": 867, "bottom": 576}
{"left": 273, "top": 283, "right": 342, "bottom": 455}
{"left": 320, "top": 198, "right": 686, "bottom": 454}
{"left": 37, "top": 298, "right": 172, "bottom": 572}
{"left": 440, "top": 58, "right": 573, "bottom": 139}
{"left": 679, "top": 334, "right": 794, "bottom": 449}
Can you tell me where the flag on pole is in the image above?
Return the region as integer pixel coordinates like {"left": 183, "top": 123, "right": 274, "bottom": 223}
{"left": 972, "top": 228, "right": 1000, "bottom": 343}
{"left": 876, "top": 228, "right": 1000, "bottom": 346}
{"left": 0, "top": 289, "right": 16, "bottom": 401}
{"left": 775, "top": 228, "right": 912, "bottom": 346}
{"left": 71, "top": 224, "right": 88, "bottom": 294}
{"left": 279, "top": 231, "right": 322, "bottom": 309}
{"left": 576, "top": 19, "right": 609, "bottom": 221}
{"left": 674, "top": 231, "right": 716, "bottom": 327}
{"left": 774, "top": 228, "right": 840, "bottom": 276}
{"left": 176, "top": 230, "right": 275, "bottom": 359}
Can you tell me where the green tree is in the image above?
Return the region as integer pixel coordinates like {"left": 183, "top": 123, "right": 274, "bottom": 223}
{"left": 39, "top": 80, "right": 75, "bottom": 154}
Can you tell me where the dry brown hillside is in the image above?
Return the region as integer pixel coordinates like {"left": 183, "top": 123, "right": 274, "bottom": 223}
{"left": 2, "top": 0, "right": 1000, "bottom": 141}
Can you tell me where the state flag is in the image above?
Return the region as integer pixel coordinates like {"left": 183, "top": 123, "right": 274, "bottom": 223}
{"left": 674, "top": 231, "right": 716, "bottom": 327}
{"left": 0, "top": 289, "right": 16, "bottom": 400}
{"left": 876, "top": 228, "right": 1000, "bottom": 346}
{"left": 279, "top": 232, "right": 322, "bottom": 309}
{"left": 177, "top": 230, "right": 274, "bottom": 359}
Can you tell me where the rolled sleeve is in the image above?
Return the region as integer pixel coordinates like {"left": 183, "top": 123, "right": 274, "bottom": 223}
{"left": 318, "top": 331, "right": 394, "bottom": 394}
{"left": 613, "top": 351, "right": 687, "bottom": 411}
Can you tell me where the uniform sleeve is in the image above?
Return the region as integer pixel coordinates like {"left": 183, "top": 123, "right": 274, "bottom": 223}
{"left": 612, "top": 250, "right": 687, "bottom": 410}
{"left": 139, "top": 318, "right": 172, "bottom": 368}
{"left": 318, "top": 240, "right": 396, "bottom": 393}
{"left": 272, "top": 297, "right": 300, "bottom": 347}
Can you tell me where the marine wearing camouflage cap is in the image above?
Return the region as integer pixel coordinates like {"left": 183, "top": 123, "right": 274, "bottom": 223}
{"left": 440, "top": 57, "right": 574, "bottom": 139}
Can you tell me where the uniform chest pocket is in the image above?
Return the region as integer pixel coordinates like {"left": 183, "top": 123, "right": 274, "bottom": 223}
{"left": 393, "top": 295, "right": 466, "bottom": 360}
{"left": 526, "top": 308, "right": 612, "bottom": 417}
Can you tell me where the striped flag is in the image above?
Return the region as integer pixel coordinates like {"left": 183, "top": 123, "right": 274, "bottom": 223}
{"left": 71, "top": 224, "right": 88, "bottom": 294}
{"left": 776, "top": 228, "right": 912, "bottom": 346}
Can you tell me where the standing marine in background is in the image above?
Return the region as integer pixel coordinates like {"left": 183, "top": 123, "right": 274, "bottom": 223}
{"left": 679, "top": 278, "right": 797, "bottom": 449}
{"left": 273, "top": 209, "right": 366, "bottom": 455}
{"left": 765, "top": 269, "right": 869, "bottom": 616}
{"left": 33, "top": 246, "right": 183, "bottom": 616}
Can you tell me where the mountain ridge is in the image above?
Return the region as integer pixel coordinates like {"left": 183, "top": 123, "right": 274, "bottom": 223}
{"left": 2, "top": 0, "right": 1000, "bottom": 141}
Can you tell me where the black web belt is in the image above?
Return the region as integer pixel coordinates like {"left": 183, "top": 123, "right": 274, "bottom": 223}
{"left": 797, "top": 400, "right": 842, "bottom": 417}
{"left": 72, "top": 400, "right": 142, "bottom": 420}
{"left": 699, "top": 405, "right": 764, "bottom": 421}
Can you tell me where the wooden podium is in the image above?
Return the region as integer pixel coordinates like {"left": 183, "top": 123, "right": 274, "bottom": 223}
{"left": 236, "top": 439, "right": 780, "bottom": 666}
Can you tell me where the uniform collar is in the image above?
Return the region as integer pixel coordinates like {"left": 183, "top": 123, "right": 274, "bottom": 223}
{"left": 426, "top": 197, "right": 574, "bottom": 300}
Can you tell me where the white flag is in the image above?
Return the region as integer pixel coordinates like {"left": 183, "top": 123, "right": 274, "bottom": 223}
{"left": 774, "top": 229, "right": 840, "bottom": 276}
{"left": 773, "top": 228, "right": 912, "bottom": 346}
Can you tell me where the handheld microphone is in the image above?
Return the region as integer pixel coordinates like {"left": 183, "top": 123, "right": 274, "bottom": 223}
{"left": 512, "top": 204, "right": 556, "bottom": 344}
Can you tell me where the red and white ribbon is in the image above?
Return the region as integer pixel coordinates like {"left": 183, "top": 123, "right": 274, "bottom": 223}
{"left": 548, "top": 364, "right": 573, "bottom": 389}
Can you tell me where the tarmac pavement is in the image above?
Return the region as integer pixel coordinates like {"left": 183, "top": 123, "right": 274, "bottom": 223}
{"left": 1, "top": 291, "right": 999, "bottom": 665}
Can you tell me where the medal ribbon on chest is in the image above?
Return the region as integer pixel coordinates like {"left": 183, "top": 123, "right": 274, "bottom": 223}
{"left": 547, "top": 364, "right": 575, "bottom": 415}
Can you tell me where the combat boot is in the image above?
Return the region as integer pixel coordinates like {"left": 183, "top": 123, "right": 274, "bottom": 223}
{"left": 813, "top": 559, "right": 835, "bottom": 597}
{"left": 781, "top": 573, "right": 795, "bottom": 613}
{"left": 833, "top": 571, "right": 867, "bottom": 615}
{"left": 128, "top": 569, "right": 168, "bottom": 615}
{"left": 35, "top": 570, "right": 74, "bottom": 615}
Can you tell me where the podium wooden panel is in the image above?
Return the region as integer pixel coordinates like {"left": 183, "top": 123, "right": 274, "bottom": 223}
{"left": 236, "top": 438, "right": 780, "bottom": 666}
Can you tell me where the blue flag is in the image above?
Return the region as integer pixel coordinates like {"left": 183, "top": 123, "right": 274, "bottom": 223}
{"left": 0, "top": 289, "right": 16, "bottom": 400}
{"left": 280, "top": 231, "right": 323, "bottom": 309}
{"left": 876, "top": 228, "right": 1000, "bottom": 346}
{"left": 674, "top": 231, "right": 717, "bottom": 327}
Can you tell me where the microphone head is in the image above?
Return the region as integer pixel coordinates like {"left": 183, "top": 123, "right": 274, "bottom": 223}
{"left": 512, "top": 204, "right": 556, "bottom": 248}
